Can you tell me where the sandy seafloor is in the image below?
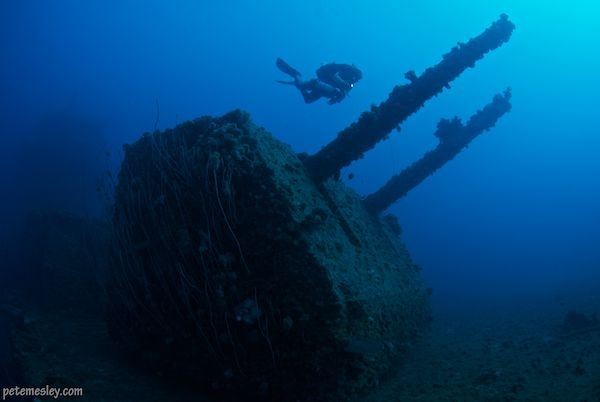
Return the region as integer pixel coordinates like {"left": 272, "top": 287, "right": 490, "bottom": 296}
{"left": 13, "top": 285, "right": 600, "bottom": 402}
{"left": 361, "top": 287, "right": 600, "bottom": 402}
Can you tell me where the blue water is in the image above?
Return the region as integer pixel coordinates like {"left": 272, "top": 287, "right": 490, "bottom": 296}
{"left": 1, "top": 1, "right": 599, "bottom": 312}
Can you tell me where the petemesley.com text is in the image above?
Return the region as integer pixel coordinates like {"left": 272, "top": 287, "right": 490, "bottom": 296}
{"left": 3, "top": 385, "right": 83, "bottom": 400}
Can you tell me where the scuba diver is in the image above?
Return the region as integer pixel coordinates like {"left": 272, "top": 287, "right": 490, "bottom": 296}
{"left": 275, "top": 57, "right": 362, "bottom": 105}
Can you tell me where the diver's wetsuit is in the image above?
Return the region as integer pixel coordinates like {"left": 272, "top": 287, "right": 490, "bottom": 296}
{"left": 316, "top": 63, "right": 362, "bottom": 91}
{"left": 276, "top": 58, "right": 362, "bottom": 105}
{"left": 295, "top": 78, "right": 343, "bottom": 104}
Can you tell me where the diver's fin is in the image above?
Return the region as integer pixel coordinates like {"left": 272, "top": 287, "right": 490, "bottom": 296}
{"left": 276, "top": 57, "right": 302, "bottom": 78}
{"left": 275, "top": 79, "right": 297, "bottom": 86}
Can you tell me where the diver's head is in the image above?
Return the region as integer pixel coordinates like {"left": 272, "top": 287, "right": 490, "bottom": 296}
{"left": 348, "top": 64, "right": 363, "bottom": 84}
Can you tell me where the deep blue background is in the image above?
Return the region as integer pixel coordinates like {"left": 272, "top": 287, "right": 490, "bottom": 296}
{"left": 1, "top": 1, "right": 599, "bottom": 311}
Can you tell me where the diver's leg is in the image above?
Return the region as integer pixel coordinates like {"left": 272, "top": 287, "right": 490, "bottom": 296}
{"left": 296, "top": 79, "right": 321, "bottom": 103}
{"left": 300, "top": 90, "right": 321, "bottom": 103}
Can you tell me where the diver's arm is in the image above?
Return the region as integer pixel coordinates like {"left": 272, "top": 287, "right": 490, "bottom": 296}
{"left": 331, "top": 72, "right": 347, "bottom": 88}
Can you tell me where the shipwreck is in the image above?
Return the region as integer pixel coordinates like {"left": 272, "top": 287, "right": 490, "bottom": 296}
{"left": 106, "top": 14, "right": 515, "bottom": 401}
